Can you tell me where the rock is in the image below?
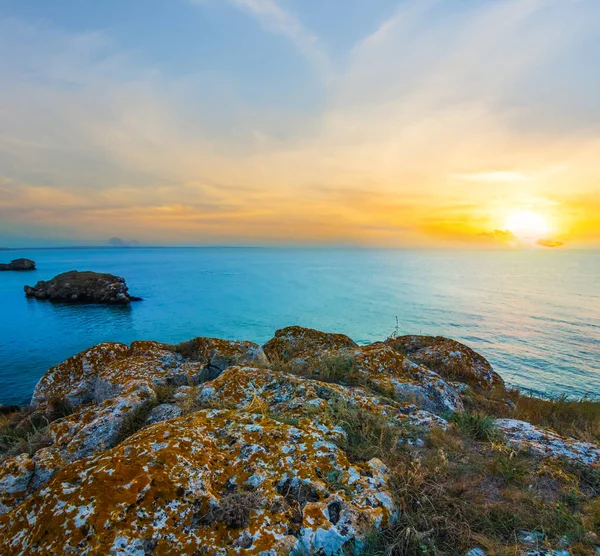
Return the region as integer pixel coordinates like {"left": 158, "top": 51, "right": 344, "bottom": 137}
{"left": 31, "top": 338, "right": 259, "bottom": 411}
{"left": 0, "top": 258, "right": 35, "bottom": 271}
{"left": 0, "top": 405, "right": 20, "bottom": 416}
{"left": 466, "top": 549, "right": 486, "bottom": 556}
{"left": 0, "top": 454, "right": 34, "bottom": 515}
{"left": 145, "top": 403, "right": 182, "bottom": 425}
{"left": 263, "top": 325, "right": 358, "bottom": 363}
{"left": 304, "top": 343, "right": 464, "bottom": 415}
{"left": 385, "top": 335, "right": 504, "bottom": 390}
{"left": 175, "top": 336, "right": 268, "bottom": 379}
{"left": 23, "top": 270, "right": 141, "bottom": 304}
{"left": 198, "top": 365, "right": 447, "bottom": 440}
{"left": 496, "top": 419, "right": 600, "bottom": 466}
{"left": 4, "top": 326, "right": 594, "bottom": 554}
{"left": 0, "top": 410, "right": 395, "bottom": 555}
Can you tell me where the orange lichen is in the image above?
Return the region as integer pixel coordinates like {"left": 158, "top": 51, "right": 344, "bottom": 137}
{"left": 263, "top": 326, "right": 357, "bottom": 363}
{"left": 385, "top": 335, "right": 504, "bottom": 389}
{"left": 0, "top": 410, "right": 395, "bottom": 555}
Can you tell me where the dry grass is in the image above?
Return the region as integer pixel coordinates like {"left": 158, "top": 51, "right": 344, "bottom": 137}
{"left": 199, "top": 491, "right": 264, "bottom": 529}
{"left": 153, "top": 383, "right": 176, "bottom": 404}
{"left": 115, "top": 402, "right": 158, "bottom": 444}
{"left": 0, "top": 399, "right": 73, "bottom": 460}
{"left": 509, "top": 392, "right": 600, "bottom": 443}
{"left": 465, "top": 387, "right": 600, "bottom": 443}
{"left": 357, "top": 424, "right": 599, "bottom": 555}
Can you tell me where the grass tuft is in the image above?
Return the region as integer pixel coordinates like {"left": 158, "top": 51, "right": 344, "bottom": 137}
{"left": 450, "top": 411, "right": 504, "bottom": 442}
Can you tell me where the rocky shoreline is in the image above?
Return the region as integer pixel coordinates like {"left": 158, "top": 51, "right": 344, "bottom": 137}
{"left": 0, "top": 326, "right": 598, "bottom": 555}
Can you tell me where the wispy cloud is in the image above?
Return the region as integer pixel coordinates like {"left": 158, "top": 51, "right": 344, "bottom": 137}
{"left": 192, "top": 0, "right": 329, "bottom": 73}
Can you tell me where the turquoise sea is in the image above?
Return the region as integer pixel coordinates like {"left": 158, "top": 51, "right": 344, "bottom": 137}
{"left": 0, "top": 248, "right": 598, "bottom": 405}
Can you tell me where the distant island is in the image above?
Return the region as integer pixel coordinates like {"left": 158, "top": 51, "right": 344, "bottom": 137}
{"left": 0, "top": 326, "right": 598, "bottom": 554}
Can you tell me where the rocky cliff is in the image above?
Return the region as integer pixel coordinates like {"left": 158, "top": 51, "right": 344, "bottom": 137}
{"left": 0, "top": 326, "right": 598, "bottom": 555}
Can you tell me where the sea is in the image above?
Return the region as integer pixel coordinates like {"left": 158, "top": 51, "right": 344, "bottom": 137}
{"left": 0, "top": 248, "right": 598, "bottom": 406}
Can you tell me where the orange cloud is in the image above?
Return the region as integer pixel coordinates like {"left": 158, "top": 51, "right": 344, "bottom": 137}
{"left": 537, "top": 239, "right": 565, "bottom": 248}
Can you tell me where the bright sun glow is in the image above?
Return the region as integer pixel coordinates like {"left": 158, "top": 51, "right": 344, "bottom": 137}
{"left": 505, "top": 210, "right": 551, "bottom": 240}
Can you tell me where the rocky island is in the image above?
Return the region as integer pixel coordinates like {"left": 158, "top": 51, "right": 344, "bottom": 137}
{"left": 0, "top": 258, "right": 35, "bottom": 271}
{"left": 24, "top": 270, "right": 141, "bottom": 304}
{"left": 0, "top": 326, "right": 598, "bottom": 555}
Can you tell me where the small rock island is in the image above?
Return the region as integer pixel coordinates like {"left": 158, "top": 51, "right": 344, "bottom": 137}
{"left": 24, "top": 270, "right": 141, "bottom": 304}
{"left": 0, "top": 258, "right": 35, "bottom": 271}
{"left": 0, "top": 326, "right": 598, "bottom": 555}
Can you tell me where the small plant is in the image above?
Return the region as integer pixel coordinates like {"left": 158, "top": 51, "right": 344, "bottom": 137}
{"left": 176, "top": 385, "right": 200, "bottom": 415}
{"left": 45, "top": 396, "right": 75, "bottom": 422}
{"left": 268, "top": 413, "right": 300, "bottom": 427}
{"left": 116, "top": 402, "right": 157, "bottom": 443}
{"left": 200, "top": 491, "right": 263, "bottom": 529}
{"left": 450, "top": 411, "right": 503, "bottom": 442}
{"left": 153, "top": 383, "right": 176, "bottom": 404}
{"left": 311, "top": 355, "right": 360, "bottom": 385}
{"left": 487, "top": 453, "right": 530, "bottom": 484}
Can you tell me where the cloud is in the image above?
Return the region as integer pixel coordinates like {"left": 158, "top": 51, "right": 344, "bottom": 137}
{"left": 192, "top": 0, "right": 329, "bottom": 73}
{"left": 0, "top": 1, "right": 599, "bottom": 247}
{"left": 537, "top": 239, "right": 565, "bottom": 248}
{"left": 478, "top": 229, "right": 517, "bottom": 243}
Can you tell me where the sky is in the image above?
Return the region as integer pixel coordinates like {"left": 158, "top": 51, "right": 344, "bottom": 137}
{"left": 0, "top": 0, "right": 599, "bottom": 248}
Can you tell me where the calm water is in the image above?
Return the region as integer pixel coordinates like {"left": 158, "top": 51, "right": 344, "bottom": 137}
{"left": 0, "top": 248, "right": 598, "bottom": 405}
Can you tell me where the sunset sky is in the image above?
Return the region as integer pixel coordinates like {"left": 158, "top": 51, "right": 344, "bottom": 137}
{"left": 0, "top": 0, "right": 599, "bottom": 248}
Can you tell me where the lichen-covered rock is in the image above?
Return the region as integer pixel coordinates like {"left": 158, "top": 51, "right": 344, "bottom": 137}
{"left": 385, "top": 335, "right": 503, "bottom": 390}
{"left": 0, "top": 382, "right": 158, "bottom": 514}
{"left": 0, "top": 410, "right": 395, "bottom": 555}
{"left": 263, "top": 326, "right": 357, "bottom": 363}
{"left": 175, "top": 337, "right": 267, "bottom": 379}
{"left": 198, "top": 365, "right": 447, "bottom": 439}
{"left": 31, "top": 339, "right": 246, "bottom": 411}
{"left": 0, "top": 454, "right": 34, "bottom": 515}
{"left": 145, "top": 403, "right": 183, "bottom": 425}
{"left": 495, "top": 419, "right": 600, "bottom": 467}
{"left": 5, "top": 326, "right": 567, "bottom": 554}
{"left": 24, "top": 270, "right": 141, "bottom": 304}
{"left": 0, "top": 258, "right": 35, "bottom": 271}
{"left": 46, "top": 380, "right": 157, "bottom": 463}
{"left": 305, "top": 344, "right": 463, "bottom": 415}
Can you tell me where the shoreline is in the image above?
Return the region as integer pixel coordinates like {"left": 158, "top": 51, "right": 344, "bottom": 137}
{"left": 1, "top": 326, "right": 599, "bottom": 554}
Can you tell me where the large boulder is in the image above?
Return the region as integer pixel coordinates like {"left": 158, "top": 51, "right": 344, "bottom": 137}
{"left": 24, "top": 270, "right": 140, "bottom": 304}
{"left": 385, "top": 335, "right": 504, "bottom": 390}
{"left": 31, "top": 338, "right": 262, "bottom": 411}
{"left": 263, "top": 325, "right": 358, "bottom": 363}
{"left": 0, "top": 258, "right": 35, "bottom": 271}
{"left": 0, "top": 410, "right": 396, "bottom": 555}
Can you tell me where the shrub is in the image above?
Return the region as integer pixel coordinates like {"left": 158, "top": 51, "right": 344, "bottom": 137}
{"left": 200, "top": 491, "right": 263, "bottom": 529}
{"left": 153, "top": 384, "right": 176, "bottom": 404}
{"left": 450, "top": 411, "right": 503, "bottom": 442}
{"left": 116, "top": 402, "right": 157, "bottom": 443}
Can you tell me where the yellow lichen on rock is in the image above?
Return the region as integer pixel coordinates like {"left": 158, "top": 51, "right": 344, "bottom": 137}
{"left": 0, "top": 410, "right": 395, "bottom": 555}
{"left": 385, "top": 335, "right": 504, "bottom": 390}
{"left": 263, "top": 326, "right": 357, "bottom": 363}
{"left": 199, "top": 365, "right": 447, "bottom": 439}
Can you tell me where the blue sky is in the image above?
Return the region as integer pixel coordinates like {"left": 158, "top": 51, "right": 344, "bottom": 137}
{"left": 0, "top": 0, "right": 599, "bottom": 247}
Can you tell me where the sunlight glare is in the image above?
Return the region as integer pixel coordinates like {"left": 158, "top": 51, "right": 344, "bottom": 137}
{"left": 505, "top": 210, "right": 551, "bottom": 240}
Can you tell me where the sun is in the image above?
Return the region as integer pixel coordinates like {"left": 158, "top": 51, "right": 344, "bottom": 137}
{"left": 505, "top": 210, "right": 551, "bottom": 241}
